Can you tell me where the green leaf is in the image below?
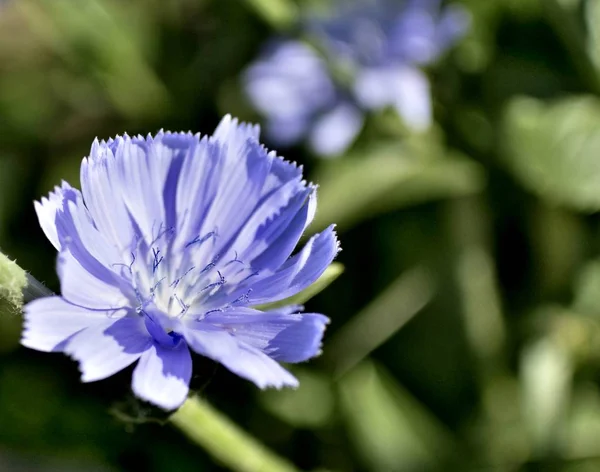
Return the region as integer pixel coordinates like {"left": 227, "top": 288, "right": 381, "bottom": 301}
{"left": 520, "top": 338, "right": 573, "bottom": 454}
{"left": 242, "top": 0, "right": 297, "bottom": 29}
{"left": 573, "top": 259, "right": 600, "bottom": 317}
{"left": 19, "top": 0, "right": 170, "bottom": 119}
{"left": 254, "top": 262, "right": 344, "bottom": 311}
{"left": 338, "top": 361, "right": 455, "bottom": 471}
{"left": 311, "top": 145, "right": 484, "bottom": 233}
{"left": 503, "top": 95, "right": 600, "bottom": 211}
{"left": 258, "top": 368, "right": 334, "bottom": 428}
{"left": 323, "top": 266, "right": 435, "bottom": 377}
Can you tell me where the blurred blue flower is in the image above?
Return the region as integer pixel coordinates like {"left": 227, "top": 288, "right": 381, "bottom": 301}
{"left": 244, "top": 0, "right": 470, "bottom": 156}
{"left": 315, "top": 0, "right": 470, "bottom": 68}
{"left": 244, "top": 40, "right": 364, "bottom": 157}
{"left": 22, "top": 116, "right": 339, "bottom": 410}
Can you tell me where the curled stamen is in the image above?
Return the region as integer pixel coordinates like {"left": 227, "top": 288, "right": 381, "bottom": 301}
{"left": 204, "top": 308, "right": 224, "bottom": 316}
{"left": 111, "top": 252, "right": 136, "bottom": 275}
{"left": 239, "top": 270, "right": 260, "bottom": 284}
{"left": 224, "top": 250, "right": 245, "bottom": 267}
{"left": 201, "top": 271, "right": 225, "bottom": 292}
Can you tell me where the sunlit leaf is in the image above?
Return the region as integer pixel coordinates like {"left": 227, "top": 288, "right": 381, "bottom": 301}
{"left": 242, "top": 0, "right": 297, "bottom": 29}
{"left": 312, "top": 146, "right": 484, "bottom": 233}
{"left": 520, "top": 338, "right": 573, "bottom": 454}
{"left": 503, "top": 95, "right": 600, "bottom": 211}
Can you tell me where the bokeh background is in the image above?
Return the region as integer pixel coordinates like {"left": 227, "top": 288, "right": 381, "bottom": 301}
{"left": 2, "top": 0, "right": 600, "bottom": 470}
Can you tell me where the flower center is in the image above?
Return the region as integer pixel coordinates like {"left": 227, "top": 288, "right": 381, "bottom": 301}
{"left": 112, "top": 223, "right": 260, "bottom": 323}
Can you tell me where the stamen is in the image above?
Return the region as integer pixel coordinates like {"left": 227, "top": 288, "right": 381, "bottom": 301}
{"left": 185, "top": 230, "right": 217, "bottom": 249}
{"left": 151, "top": 277, "right": 166, "bottom": 293}
{"left": 173, "top": 293, "right": 189, "bottom": 314}
{"left": 239, "top": 270, "right": 260, "bottom": 284}
{"left": 111, "top": 252, "right": 136, "bottom": 275}
{"left": 231, "top": 288, "right": 252, "bottom": 306}
{"left": 152, "top": 247, "right": 163, "bottom": 273}
{"left": 201, "top": 261, "right": 216, "bottom": 274}
{"left": 150, "top": 222, "right": 176, "bottom": 247}
{"left": 201, "top": 271, "right": 225, "bottom": 292}
{"left": 224, "top": 250, "right": 245, "bottom": 267}
{"left": 169, "top": 266, "right": 195, "bottom": 288}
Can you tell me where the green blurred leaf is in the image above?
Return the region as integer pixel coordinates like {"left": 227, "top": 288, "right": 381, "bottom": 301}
{"left": 323, "top": 266, "right": 434, "bottom": 378}
{"left": 338, "top": 361, "right": 455, "bottom": 472}
{"left": 312, "top": 146, "right": 484, "bottom": 233}
{"left": 565, "top": 384, "right": 600, "bottom": 459}
{"left": 574, "top": 259, "right": 600, "bottom": 317}
{"left": 19, "top": 0, "right": 170, "bottom": 119}
{"left": 504, "top": 95, "right": 600, "bottom": 211}
{"left": 520, "top": 338, "right": 573, "bottom": 454}
{"left": 254, "top": 262, "right": 343, "bottom": 311}
{"left": 258, "top": 369, "right": 334, "bottom": 428}
{"left": 586, "top": 0, "right": 600, "bottom": 71}
{"left": 242, "top": 0, "right": 297, "bottom": 29}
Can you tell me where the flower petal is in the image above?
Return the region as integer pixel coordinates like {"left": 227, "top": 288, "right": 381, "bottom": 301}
{"left": 265, "top": 313, "right": 329, "bottom": 363}
{"left": 22, "top": 296, "right": 113, "bottom": 352}
{"left": 248, "top": 189, "right": 316, "bottom": 271}
{"left": 172, "top": 136, "right": 223, "bottom": 252}
{"left": 391, "top": 67, "right": 432, "bottom": 131}
{"left": 245, "top": 225, "right": 340, "bottom": 305}
{"left": 207, "top": 309, "right": 329, "bottom": 363}
{"left": 57, "top": 249, "right": 129, "bottom": 310}
{"left": 184, "top": 320, "right": 298, "bottom": 388}
{"left": 182, "top": 323, "right": 239, "bottom": 361}
{"left": 80, "top": 139, "right": 137, "bottom": 251}
{"left": 225, "top": 182, "right": 310, "bottom": 270}
{"left": 64, "top": 316, "right": 151, "bottom": 382}
{"left": 131, "top": 343, "right": 192, "bottom": 410}
{"left": 222, "top": 343, "right": 299, "bottom": 389}
{"left": 308, "top": 102, "right": 363, "bottom": 157}
{"left": 34, "top": 183, "right": 66, "bottom": 250}
{"left": 197, "top": 139, "right": 273, "bottom": 256}
{"left": 243, "top": 41, "right": 336, "bottom": 127}
{"left": 354, "top": 65, "right": 431, "bottom": 131}
{"left": 53, "top": 183, "right": 123, "bottom": 285}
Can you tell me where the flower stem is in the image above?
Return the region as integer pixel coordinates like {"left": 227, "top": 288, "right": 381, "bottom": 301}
{"left": 171, "top": 396, "right": 300, "bottom": 472}
{"left": 0, "top": 252, "right": 27, "bottom": 314}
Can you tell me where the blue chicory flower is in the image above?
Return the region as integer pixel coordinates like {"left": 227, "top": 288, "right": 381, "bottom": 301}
{"left": 244, "top": 40, "right": 363, "bottom": 157}
{"left": 22, "top": 116, "right": 339, "bottom": 410}
{"left": 243, "top": 0, "right": 470, "bottom": 157}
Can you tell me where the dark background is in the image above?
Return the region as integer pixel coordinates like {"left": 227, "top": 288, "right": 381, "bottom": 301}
{"left": 2, "top": 0, "right": 600, "bottom": 471}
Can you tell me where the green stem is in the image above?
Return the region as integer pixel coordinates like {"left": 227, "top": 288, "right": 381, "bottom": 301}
{"left": 0, "top": 252, "right": 27, "bottom": 314}
{"left": 171, "top": 396, "right": 300, "bottom": 472}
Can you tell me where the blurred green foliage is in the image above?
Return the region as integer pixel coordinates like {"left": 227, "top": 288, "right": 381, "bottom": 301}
{"left": 5, "top": 0, "right": 600, "bottom": 471}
